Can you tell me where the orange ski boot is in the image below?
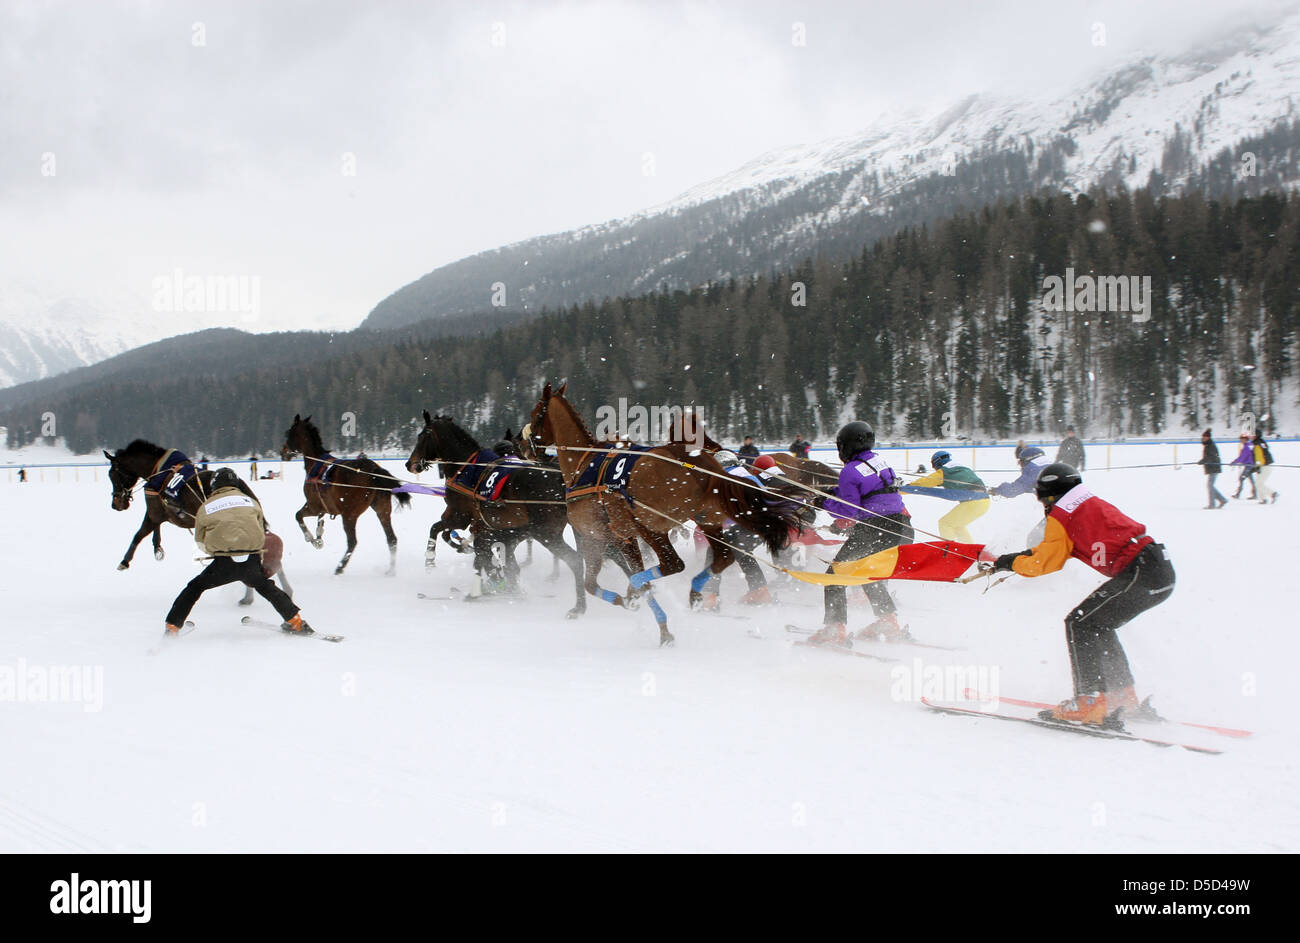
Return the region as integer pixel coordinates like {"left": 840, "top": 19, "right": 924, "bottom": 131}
{"left": 855, "top": 612, "right": 912, "bottom": 643}
{"left": 740, "top": 585, "right": 773, "bottom": 606}
{"left": 1043, "top": 692, "right": 1112, "bottom": 726}
{"left": 806, "top": 623, "right": 849, "bottom": 648}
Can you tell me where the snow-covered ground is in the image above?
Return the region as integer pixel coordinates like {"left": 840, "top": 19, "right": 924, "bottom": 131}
{"left": 1, "top": 444, "right": 1296, "bottom": 852}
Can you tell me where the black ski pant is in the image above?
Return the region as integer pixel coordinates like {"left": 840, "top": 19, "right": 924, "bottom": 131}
{"left": 824, "top": 513, "right": 914, "bottom": 624}
{"left": 1065, "top": 543, "right": 1174, "bottom": 696}
{"left": 167, "top": 554, "right": 299, "bottom": 626}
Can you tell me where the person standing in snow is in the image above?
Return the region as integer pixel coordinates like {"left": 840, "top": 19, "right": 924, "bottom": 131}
{"left": 988, "top": 463, "right": 1175, "bottom": 726}
{"left": 1252, "top": 431, "right": 1279, "bottom": 504}
{"left": 163, "top": 467, "right": 313, "bottom": 640}
{"left": 789, "top": 433, "right": 811, "bottom": 460}
{"left": 991, "top": 446, "right": 1047, "bottom": 498}
{"left": 1195, "top": 430, "right": 1227, "bottom": 509}
{"left": 1055, "top": 426, "right": 1086, "bottom": 470}
{"left": 808, "top": 421, "right": 913, "bottom": 647}
{"left": 1230, "top": 434, "right": 1257, "bottom": 500}
{"left": 738, "top": 436, "right": 761, "bottom": 459}
{"left": 910, "top": 450, "right": 989, "bottom": 542}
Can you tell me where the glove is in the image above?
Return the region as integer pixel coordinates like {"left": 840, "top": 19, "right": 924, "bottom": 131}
{"left": 831, "top": 516, "right": 855, "bottom": 531}
{"left": 993, "top": 552, "right": 1025, "bottom": 572}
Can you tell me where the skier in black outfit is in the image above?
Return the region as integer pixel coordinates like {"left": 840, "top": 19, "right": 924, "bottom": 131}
{"left": 789, "top": 434, "right": 811, "bottom": 460}
{"left": 737, "top": 436, "right": 760, "bottom": 459}
{"left": 1195, "top": 429, "right": 1227, "bottom": 509}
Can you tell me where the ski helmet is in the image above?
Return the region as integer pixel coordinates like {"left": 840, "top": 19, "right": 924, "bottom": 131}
{"left": 836, "top": 421, "right": 875, "bottom": 463}
{"left": 211, "top": 467, "right": 239, "bottom": 491}
{"left": 931, "top": 450, "right": 952, "bottom": 470}
{"left": 1035, "top": 463, "right": 1082, "bottom": 504}
{"left": 714, "top": 450, "right": 740, "bottom": 468}
{"left": 1018, "top": 446, "right": 1045, "bottom": 466}
{"left": 752, "top": 454, "right": 778, "bottom": 472}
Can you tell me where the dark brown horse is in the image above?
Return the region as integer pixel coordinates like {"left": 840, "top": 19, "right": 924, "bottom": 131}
{"left": 280, "top": 415, "right": 411, "bottom": 575}
{"left": 406, "top": 411, "right": 586, "bottom": 616}
{"left": 525, "top": 383, "right": 798, "bottom": 646}
{"left": 103, "top": 442, "right": 291, "bottom": 601}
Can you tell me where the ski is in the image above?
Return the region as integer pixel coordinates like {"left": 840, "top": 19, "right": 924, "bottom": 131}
{"left": 961, "top": 688, "right": 1252, "bottom": 740}
{"left": 240, "top": 615, "right": 344, "bottom": 642}
{"left": 921, "top": 697, "right": 1223, "bottom": 754}
{"left": 787, "top": 629, "right": 899, "bottom": 662}
{"left": 784, "top": 623, "right": 960, "bottom": 651}
{"left": 147, "top": 621, "right": 195, "bottom": 655}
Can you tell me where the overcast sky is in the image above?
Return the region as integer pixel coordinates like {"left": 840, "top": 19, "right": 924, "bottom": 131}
{"left": 1, "top": 0, "right": 1293, "bottom": 331}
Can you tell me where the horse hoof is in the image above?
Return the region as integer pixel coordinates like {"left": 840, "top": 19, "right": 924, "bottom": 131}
{"left": 238, "top": 598, "right": 253, "bottom": 607}
{"left": 623, "top": 595, "right": 641, "bottom": 612}
{"left": 334, "top": 567, "right": 345, "bottom": 576}
{"left": 659, "top": 630, "right": 675, "bottom": 647}
{"left": 154, "top": 549, "right": 165, "bottom": 561}
{"left": 312, "top": 540, "right": 324, "bottom": 550}
{"left": 117, "top": 562, "right": 129, "bottom": 571}
{"left": 688, "top": 590, "right": 702, "bottom": 610}
{"left": 385, "top": 569, "right": 396, "bottom": 578}
{"left": 566, "top": 607, "right": 584, "bottom": 620}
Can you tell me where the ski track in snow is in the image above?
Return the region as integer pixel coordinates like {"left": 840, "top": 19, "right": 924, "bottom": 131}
{"left": 1, "top": 445, "right": 1296, "bottom": 852}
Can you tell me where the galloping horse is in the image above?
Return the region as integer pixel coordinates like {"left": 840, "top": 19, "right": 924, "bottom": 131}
{"left": 406, "top": 411, "right": 587, "bottom": 617}
{"left": 103, "top": 441, "right": 292, "bottom": 599}
{"left": 525, "top": 383, "right": 799, "bottom": 645}
{"left": 104, "top": 440, "right": 251, "bottom": 569}
{"left": 280, "top": 415, "right": 411, "bottom": 575}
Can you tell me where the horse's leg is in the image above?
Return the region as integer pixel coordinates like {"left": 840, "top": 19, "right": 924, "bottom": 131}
{"left": 277, "top": 568, "right": 293, "bottom": 598}
{"left": 689, "top": 532, "right": 734, "bottom": 611}
{"left": 335, "top": 512, "right": 359, "bottom": 575}
{"left": 636, "top": 528, "right": 684, "bottom": 646}
{"left": 151, "top": 516, "right": 166, "bottom": 561}
{"left": 373, "top": 494, "right": 398, "bottom": 576}
{"left": 295, "top": 502, "right": 319, "bottom": 548}
{"left": 535, "top": 526, "right": 586, "bottom": 618}
{"left": 425, "top": 520, "right": 446, "bottom": 569}
{"left": 239, "top": 585, "right": 254, "bottom": 606}
{"left": 502, "top": 536, "right": 522, "bottom": 593}
{"left": 119, "top": 512, "right": 159, "bottom": 570}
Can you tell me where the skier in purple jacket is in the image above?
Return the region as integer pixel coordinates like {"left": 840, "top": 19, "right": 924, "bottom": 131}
{"left": 991, "top": 446, "right": 1046, "bottom": 498}
{"left": 808, "top": 421, "right": 914, "bottom": 647}
{"left": 1229, "top": 434, "right": 1258, "bottom": 499}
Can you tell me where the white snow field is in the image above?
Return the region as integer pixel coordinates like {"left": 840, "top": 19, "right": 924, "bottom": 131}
{"left": 1, "top": 443, "right": 1296, "bottom": 853}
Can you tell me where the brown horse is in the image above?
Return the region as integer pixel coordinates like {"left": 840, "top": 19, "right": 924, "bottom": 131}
{"left": 280, "top": 414, "right": 411, "bottom": 575}
{"left": 773, "top": 453, "right": 839, "bottom": 492}
{"left": 406, "top": 411, "right": 586, "bottom": 616}
{"left": 525, "top": 383, "right": 798, "bottom": 646}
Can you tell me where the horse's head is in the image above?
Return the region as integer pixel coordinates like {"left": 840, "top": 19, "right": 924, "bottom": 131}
{"left": 524, "top": 381, "right": 566, "bottom": 452}
{"left": 281, "top": 414, "right": 312, "bottom": 460}
{"left": 103, "top": 450, "right": 137, "bottom": 511}
{"left": 407, "top": 409, "right": 439, "bottom": 473}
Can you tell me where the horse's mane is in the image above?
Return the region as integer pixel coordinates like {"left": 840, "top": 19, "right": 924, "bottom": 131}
{"left": 548, "top": 393, "right": 597, "bottom": 445}
{"left": 121, "top": 439, "right": 166, "bottom": 459}
{"left": 291, "top": 416, "right": 327, "bottom": 455}
{"left": 432, "top": 415, "right": 480, "bottom": 454}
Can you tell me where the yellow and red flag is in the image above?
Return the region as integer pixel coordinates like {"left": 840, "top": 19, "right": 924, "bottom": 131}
{"left": 784, "top": 541, "right": 983, "bottom": 586}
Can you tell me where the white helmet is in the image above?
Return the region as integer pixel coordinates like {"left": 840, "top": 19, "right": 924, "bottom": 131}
{"left": 714, "top": 450, "right": 740, "bottom": 467}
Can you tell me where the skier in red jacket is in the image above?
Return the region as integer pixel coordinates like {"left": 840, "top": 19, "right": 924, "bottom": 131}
{"left": 990, "top": 463, "right": 1175, "bottom": 726}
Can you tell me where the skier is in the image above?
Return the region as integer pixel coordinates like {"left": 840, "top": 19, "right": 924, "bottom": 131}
{"left": 808, "top": 421, "right": 913, "bottom": 646}
{"left": 990, "top": 445, "right": 1047, "bottom": 498}
{"left": 697, "top": 450, "right": 773, "bottom": 606}
{"left": 1055, "top": 426, "right": 1086, "bottom": 470}
{"left": 910, "top": 450, "right": 989, "bottom": 542}
{"left": 788, "top": 433, "right": 811, "bottom": 460}
{"left": 1195, "top": 430, "right": 1227, "bottom": 509}
{"left": 738, "top": 436, "right": 760, "bottom": 459}
{"left": 1230, "top": 434, "right": 1257, "bottom": 499}
{"left": 163, "top": 467, "right": 313, "bottom": 638}
{"left": 1252, "top": 431, "right": 1279, "bottom": 504}
{"left": 988, "top": 463, "right": 1175, "bottom": 725}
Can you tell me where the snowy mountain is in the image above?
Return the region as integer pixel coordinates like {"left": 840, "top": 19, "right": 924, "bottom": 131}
{"left": 0, "top": 281, "right": 255, "bottom": 389}
{"left": 365, "top": 14, "right": 1300, "bottom": 331}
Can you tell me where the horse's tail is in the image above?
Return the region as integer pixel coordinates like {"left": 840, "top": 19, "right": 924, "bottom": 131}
{"left": 354, "top": 457, "right": 412, "bottom": 508}
{"left": 697, "top": 455, "right": 801, "bottom": 556}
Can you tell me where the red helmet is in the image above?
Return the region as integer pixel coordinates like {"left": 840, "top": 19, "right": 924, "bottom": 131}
{"left": 752, "top": 454, "right": 778, "bottom": 471}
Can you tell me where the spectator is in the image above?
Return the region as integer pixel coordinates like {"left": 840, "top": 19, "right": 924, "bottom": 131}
{"left": 788, "top": 433, "right": 811, "bottom": 460}
{"left": 1230, "top": 434, "right": 1257, "bottom": 499}
{"left": 1252, "top": 431, "right": 1279, "bottom": 504}
{"left": 737, "top": 436, "right": 760, "bottom": 459}
{"left": 1195, "top": 429, "right": 1227, "bottom": 509}
{"left": 17, "top": 468, "right": 27, "bottom": 482}
{"left": 249, "top": 455, "right": 259, "bottom": 479}
{"left": 1056, "top": 426, "right": 1086, "bottom": 470}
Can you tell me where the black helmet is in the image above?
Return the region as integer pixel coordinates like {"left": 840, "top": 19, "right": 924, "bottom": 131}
{"left": 1035, "top": 463, "right": 1081, "bottom": 504}
{"left": 210, "top": 467, "right": 240, "bottom": 491}
{"left": 492, "top": 439, "right": 520, "bottom": 458}
{"left": 836, "top": 421, "right": 875, "bottom": 463}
